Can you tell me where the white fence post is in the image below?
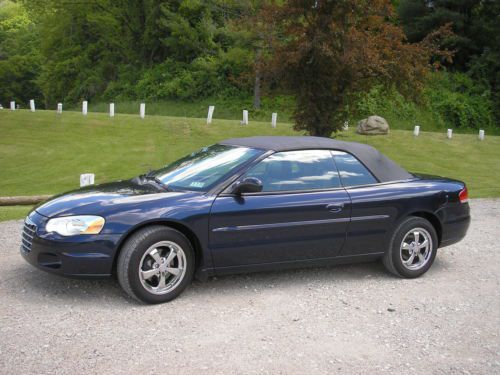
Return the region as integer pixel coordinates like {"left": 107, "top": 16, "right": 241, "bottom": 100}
{"left": 207, "top": 105, "right": 215, "bottom": 125}
{"left": 413, "top": 125, "right": 420, "bottom": 136}
{"left": 57, "top": 103, "right": 63, "bottom": 114}
{"left": 271, "top": 112, "right": 277, "bottom": 128}
{"left": 10, "top": 101, "right": 15, "bottom": 111}
{"left": 140, "top": 103, "right": 145, "bottom": 119}
{"left": 242, "top": 110, "right": 249, "bottom": 125}
{"left": 82, "top": 101, "right": 88, "bottom": 115}
{"left": 80, "top": 173, "right": 95, "bottom": 187}
{"left": 29, "top": 99, "right": 35, "bottom": 112}
{"left": 447, "top": 129, "right": 453, "bottom": 139}
{"left": 479, "top": 129, "right": 485, "bottom": 141}
{"left": 110, "top": 103, "right": 115, "bottom": 117}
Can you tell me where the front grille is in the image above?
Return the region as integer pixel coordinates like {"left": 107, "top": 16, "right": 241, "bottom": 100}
{"left": 21, "top": 216, "right": 37, "bottom": 253}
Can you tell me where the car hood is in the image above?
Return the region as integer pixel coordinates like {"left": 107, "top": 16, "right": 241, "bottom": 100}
{"left": 35, "top": 180, "right": 194, "bottom": 218}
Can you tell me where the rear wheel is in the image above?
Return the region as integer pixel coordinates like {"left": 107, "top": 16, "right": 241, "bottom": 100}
{"left": 117, "top": 226, "right": 195, "bottom": 304}
{"left": 383, "top": 217, "right": 438, "bottom": 278}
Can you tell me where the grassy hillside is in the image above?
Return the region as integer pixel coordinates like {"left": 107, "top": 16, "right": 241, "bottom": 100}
{"left": 1, "top": 109, "right": 499, "bottom": 220}
{"left": 69, "top": 97, "right": 295, "bottom": 123}
{"left": 65, "top": 97, "right": 499, "bottom": 135}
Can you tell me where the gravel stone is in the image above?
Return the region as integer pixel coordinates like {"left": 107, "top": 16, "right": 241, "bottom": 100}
{"left": 0, "top": 199, "right": 499, "bottom": 374}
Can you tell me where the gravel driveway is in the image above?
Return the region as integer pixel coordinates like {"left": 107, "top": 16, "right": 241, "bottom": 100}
{"left": 0, "top": 199, "right": 499, "bottom": 374}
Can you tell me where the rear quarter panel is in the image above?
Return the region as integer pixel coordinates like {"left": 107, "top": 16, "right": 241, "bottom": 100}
{"left": 342, "top": 178, "right": 466, "bottom": 256}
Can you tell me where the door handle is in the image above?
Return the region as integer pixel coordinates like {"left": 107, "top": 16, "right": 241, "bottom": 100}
{"left": 326, "top": 203, "right": 344, "bottom": 213}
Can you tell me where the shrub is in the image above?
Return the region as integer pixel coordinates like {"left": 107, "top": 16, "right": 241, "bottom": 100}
{"left": 425, "top": 72, "right": 493, "bottom": 129}
{"left": 354, "top": 85, "right": 419, "bottom": 122}
{"left": 134, "top": 56, "right": 244, "bottom": 101}
{"left": 352, "top": 72, "right": 494, "bottom": 132}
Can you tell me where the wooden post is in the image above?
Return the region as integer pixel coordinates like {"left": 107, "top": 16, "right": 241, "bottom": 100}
{"left": 82, "top": 101, "right": 88, "bottom": 115}
{"left": 271, "top": 113, "right": 277, "bottom": 128}
{"left": 57, "top": 103, "right": 63, "bottom": 114}
{"left": 10, "top": 101, "right": 15, "bottom": 111}
{"left": 242, "top": 110, "right": 249, "bottom": 125}
{"left": 110, "top": 103, "right": 115, "bottom": 117}
{"left": 447, "top": 129, "right": 453, "bottom": 139}
{"left": 29, "top": 99, "right": 35, "bottom": 112}
{"left": 140, "top": 103, "right": 145, "bottom": 119}
{"left": 0, "top": 195, "right": 52, "bottom": 206}
{"left": 479, "top": 129, "right": 485, "bottom": 141}
{"left": 207, "top": 105, "right": 215, "bottom": 125}
{"left": 413, "top": 125, "right": 420, "bottom": 136}
{"left": 80, "top": 173, "right": 95, "bottom": 187}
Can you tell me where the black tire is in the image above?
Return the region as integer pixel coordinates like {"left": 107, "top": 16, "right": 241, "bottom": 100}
{"left": 117, "top": 225, "right": 195, "bottom": 304}
{"left": 383, "top": 216, "right": 438, "bottom": 278}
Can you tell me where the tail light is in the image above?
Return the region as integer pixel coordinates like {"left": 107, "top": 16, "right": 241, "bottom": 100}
{"left": 459, "top": 186, "right": 468, "bottom": 203}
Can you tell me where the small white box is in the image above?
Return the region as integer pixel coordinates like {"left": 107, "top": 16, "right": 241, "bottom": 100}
{"left": 80, "top": 173, "right": 95, "bottom": 187}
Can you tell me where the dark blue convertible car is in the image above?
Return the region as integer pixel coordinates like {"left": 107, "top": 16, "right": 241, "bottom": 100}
{"left": 21, "top": 136, "right": 470, "bottom": 303}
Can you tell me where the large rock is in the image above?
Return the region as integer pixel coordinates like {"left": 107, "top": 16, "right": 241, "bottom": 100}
{"left": 356, "top": 115, "right": 389, "bottom": 135}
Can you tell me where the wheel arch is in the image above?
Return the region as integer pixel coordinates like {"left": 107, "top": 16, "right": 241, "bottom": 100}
{"left": 407, "top": 211, "right": 442, "bottom": 246}
{"left": 112, "top": 220, "right": 205, "bottom": 275}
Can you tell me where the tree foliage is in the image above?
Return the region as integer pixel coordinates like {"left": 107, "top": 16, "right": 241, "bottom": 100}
{"left": 0, "top": 0, "right": 41, "bottom": 104}
{"left": 262, "top": 0, "right": 451, "bottom": 136}
{"left": 13, "top": 0, "right": 251, "bottom": 105}
{"left": 0, "top": 0, "right": 496, "bottom": 132}
{"left": 398, "top": 0, "right": 500, "bottom": 122}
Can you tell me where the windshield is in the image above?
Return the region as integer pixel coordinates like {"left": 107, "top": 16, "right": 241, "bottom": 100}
{"left": 150, "top": 144, "right": 263, "bottom": 192}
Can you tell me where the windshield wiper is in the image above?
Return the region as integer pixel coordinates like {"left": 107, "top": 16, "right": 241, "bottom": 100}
{"left": 142, "top": 171, "right": 172, "bottom": 191}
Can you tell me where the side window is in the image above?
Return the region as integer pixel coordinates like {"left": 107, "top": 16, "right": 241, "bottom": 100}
{"left": 332, "top": 151, "right": 377, "bottom": 187}
{"left": 244, "top": 150, "right": 341, "bottom": 192}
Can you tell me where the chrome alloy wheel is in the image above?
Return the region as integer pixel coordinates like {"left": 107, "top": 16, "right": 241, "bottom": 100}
{"left": 399, "top": 228, "right": 433, "bottom": 271}
{"left": 138, "top": 241, "right": 187, "bottom": 295}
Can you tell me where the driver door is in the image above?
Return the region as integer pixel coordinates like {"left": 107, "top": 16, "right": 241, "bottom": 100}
{"left": 209, "top": 150, "right": 351, "bottom": 269}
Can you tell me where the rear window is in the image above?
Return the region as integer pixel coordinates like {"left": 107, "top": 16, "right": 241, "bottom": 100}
{"left": 331, "top": 151, "right": 377, "bottom": 187}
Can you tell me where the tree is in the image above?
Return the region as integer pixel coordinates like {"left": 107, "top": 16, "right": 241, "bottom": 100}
{"left": 263, "top": 0, "right": 446, "bottom": 137}
{"left": 398, "top": 0, "right": 482, "bottom": 69}
{"left": 226, "top": 0, "right": 276, "bottom": 109}
{"left": 19, "top": 0, "right": 252, "bottom": 104}
{"left": 0, "top": 0, "right": 41, "bottom": 106}
{"left": 398, "top": 0, "right": 500, "bottom": 122}
{"left": 467, "top": 0, "right": 500, "bottom": 123}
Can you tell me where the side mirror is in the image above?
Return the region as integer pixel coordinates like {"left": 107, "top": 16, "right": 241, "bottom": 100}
{"left": 232, "top": 177, "right": 263, "bottom": 195}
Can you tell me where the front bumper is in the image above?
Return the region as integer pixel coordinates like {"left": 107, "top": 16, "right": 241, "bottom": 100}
{"left": 20, "top": 211, "right": 122, "bottom": 277}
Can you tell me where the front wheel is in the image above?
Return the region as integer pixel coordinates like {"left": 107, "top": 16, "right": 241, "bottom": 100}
{"left": 117, "top": 226, "right": 195, "bottom": 304}
{"left": 383, "top": 217, "right": 438, "bottom": 278}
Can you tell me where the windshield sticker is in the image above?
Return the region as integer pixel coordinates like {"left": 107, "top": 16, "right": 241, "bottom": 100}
{"left": 189, "top": 181, "right": 205, "bottom": 188}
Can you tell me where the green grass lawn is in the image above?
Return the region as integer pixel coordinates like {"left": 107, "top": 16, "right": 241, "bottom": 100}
{"left": 1, "top": 109, "right": 499, "bottom": 221}
{"left": 0, "top": 206, "right": 32, "bottom": 222}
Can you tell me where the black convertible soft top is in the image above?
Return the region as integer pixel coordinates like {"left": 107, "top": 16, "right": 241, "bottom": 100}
{"left": 220, "top": 136, "right": 413, "bottom": 183}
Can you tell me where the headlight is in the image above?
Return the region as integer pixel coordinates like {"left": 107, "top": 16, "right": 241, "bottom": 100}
{"left": 46, "top": 215, "right": 105, "bottom": 236}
